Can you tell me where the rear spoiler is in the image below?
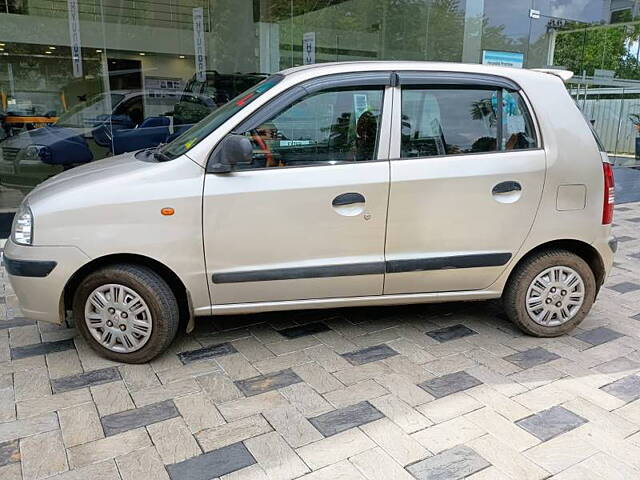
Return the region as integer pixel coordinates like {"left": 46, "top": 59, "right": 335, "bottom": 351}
{"left": 531, "top": 68, "right": 574, "bottom": 82}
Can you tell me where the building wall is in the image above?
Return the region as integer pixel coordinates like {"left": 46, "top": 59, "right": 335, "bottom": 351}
{"left": 1, "top": 0, "right": 639, "bottom": 233}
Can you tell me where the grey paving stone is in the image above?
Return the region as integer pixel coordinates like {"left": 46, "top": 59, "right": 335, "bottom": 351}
{"left": 425, "top": 324, "right": 478, "bottom": 343}
{"left": 0, "top": 440, "right": 19, "bottom": 467}
{"left": 195, "top": 415, "right": 271, "bottom": 452}
{"left": 58, "top": 403, "right": 104, "bottom": 447}
{"left": 516, "top": 406, "right": 587, "bottom": 441}
{"left": 101, "top": 399, "right": 179, "bottom": 436}
{"left": 67, "top": 428, "right": 152, "bottom": 469}
{"left": 503, "top": 347, "right": 560, "bottom": 369}
{"left": 600, "top": 374, "right": 640, "bottom": 402}
{"left": 235, "top": 368, "right": 303, "bottom": 397}
{"left": 405, "top": 445, "right": 489, "bottom": 480}
{"left": 263, "top": 405, "right": 323, "bottom": 448}
{"left": 166, "top": 442, "right": 256, "bottom": 480}
{"left": 0, "top": 317, "right": 36, "bottom": 330}
{"left": 51, "top": 367, "right": 121, "bottom": 393}
{"left": 116, "top": 446, "right": 169, "bottom": 480}
{"left": 277, "top": 322, "right": 331, "bottom": 339}
{"left": 10, "top": 338, "right": 75, "bottom": 360}
{"left": 244, "top": 431, "right": 309, "bottom": 479}
{"left": 0, "top": 413, "right": 59, "bottom": 443}
{"left": 609, "top": 282, "right": 640, "bottom": 294}
{"left": 308, "top": 400, "right": 383, "bottom": 437}
{"left": 341, "top": 344, "right": 399, "bottom": 365}
{"left": 418, "top": 371, "right": 482, "bottom": 399}
{"left": 21, "top": 430, "right": 68, "bottom": 480}
{"left": 178, "top": 342, "right": 237, "bottom": 364}
{"left": 575, "top": 327, "right": 625, "bottom": 346}
{"left": 595, "top": 356, "right": 640, "bottom": 375}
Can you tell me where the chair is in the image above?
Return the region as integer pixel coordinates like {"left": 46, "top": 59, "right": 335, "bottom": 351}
{"left": 111, "top": 116, "right": 171, "bottom": 154}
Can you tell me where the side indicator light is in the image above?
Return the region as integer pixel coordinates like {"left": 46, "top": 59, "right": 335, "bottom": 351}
{"left": 161, "top": 207, "right": 175, "bottom": 216}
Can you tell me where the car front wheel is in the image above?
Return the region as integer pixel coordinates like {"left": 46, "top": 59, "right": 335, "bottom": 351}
{"left": 73, "top": 264, "right": 179, "bottom": 363}
{"left": 503, "top": 249, "right": 596, "bottom": 337}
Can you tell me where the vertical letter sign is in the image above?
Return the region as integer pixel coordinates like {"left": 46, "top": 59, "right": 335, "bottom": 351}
{"left": 67, "top": 0, "right": 82, "bottom": 78}
{"left": 303, "top": 32, "right": 315, "bottom": 65}
{"left": 193, "top": 7, "right": 207, "bottom": 82}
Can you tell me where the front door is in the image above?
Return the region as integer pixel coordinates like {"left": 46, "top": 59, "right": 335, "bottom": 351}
{"left": 384, "top": 73, "right": 546, "bottom": 294}
{"left": 204, "top": 73, "right": 392, "bottom": 305}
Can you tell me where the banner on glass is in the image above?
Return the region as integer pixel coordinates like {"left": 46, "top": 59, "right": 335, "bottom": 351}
{"left": 193, "top": 8, "right": 207, "bottom": 82}
{"left": 303, "top": 32, "right": 316, "bottom": 65}
{"left": 67, "top": 0, "right": 83, "bottom": 78}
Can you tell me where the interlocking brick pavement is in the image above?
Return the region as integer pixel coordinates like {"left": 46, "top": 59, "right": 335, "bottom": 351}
{"left": 1, "top": 202, "right": 640, "bottom": 479}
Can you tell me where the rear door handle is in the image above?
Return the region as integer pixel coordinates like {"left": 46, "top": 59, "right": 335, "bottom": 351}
{"left": 492, "top": 181, "right": 522, "bottom": 195}
{"left": 332, "top": 192, "right": 365, "bottom": 206}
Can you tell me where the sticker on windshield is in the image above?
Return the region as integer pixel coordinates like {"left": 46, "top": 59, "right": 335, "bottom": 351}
{"left": 279, "top": 140, "right": 313, "bottom": 147}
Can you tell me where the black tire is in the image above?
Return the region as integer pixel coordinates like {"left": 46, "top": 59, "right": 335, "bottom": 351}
{"left": 73, "top": 264, "right": 179, "bottom": 363}
{"left": 503, "top": 249, "right": 596, "bottom": 337}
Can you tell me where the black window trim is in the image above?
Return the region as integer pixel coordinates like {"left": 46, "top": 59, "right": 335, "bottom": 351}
{"left": 206, "top": 71, "right": 393, "bottom": 173}
{"left": 397, "top": 71, "right": 520, "bottom": 90}
{"left": 394, "top": 72, "right": 542, "bottom": 160}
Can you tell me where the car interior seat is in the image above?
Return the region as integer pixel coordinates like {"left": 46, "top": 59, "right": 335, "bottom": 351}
{"left": 111, "top": 116, "right": 171, "bottom": 155}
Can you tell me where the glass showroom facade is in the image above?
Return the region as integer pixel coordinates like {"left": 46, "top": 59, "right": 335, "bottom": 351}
{"left": 2, "top": 0, "right": 640, "bottom": 236}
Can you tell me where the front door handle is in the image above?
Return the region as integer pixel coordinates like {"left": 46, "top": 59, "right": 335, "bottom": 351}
{"left": 332, "top": 192, "right": 366, "bottom": 217}
{"left": 492, "top": 181, "right": 522, "bottom": 195}
{"left": 332, "top": 192, "right": 365, "bottom": 207}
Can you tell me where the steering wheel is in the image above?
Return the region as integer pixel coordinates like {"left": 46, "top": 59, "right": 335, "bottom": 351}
{"left": 251, "top": 131, "right": 276, "bottom": 167}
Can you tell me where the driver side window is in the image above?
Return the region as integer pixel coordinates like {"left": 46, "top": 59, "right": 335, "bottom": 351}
{"left": 237, "top": 86, "right": 384, "bottom": 169}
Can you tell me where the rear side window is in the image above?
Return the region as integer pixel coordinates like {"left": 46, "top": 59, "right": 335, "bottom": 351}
{"left": 400, "top": 86, "right": 537, "bottom": 158}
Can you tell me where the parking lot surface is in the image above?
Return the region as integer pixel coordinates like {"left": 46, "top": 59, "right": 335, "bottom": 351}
{"left": 1, "top": 203, "right": 640, "bottom": 480}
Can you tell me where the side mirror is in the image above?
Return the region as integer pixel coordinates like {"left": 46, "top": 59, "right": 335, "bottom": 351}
{"left": 207, "top": 134, "right": 253, "bottom": 173}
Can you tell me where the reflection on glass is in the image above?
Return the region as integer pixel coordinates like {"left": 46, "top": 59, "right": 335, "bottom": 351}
{"left": 2, "top": 0, "right": 640, "bottom": 237}
{"left": 239, "top": 86, "right": 384, "bottom": 168}
{"left": 401, "top": 87, "right": 498, "bottom": 157}
{"left": 400, "top": 87, "right": 536, "bottom": 158}
{"left": 553, "top": 20, "right": 640, "bottom": 164}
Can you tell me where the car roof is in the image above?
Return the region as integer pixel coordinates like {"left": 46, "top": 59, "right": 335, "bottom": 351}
{"left": 279, "top": 61, "right": 568, "bottom": 87}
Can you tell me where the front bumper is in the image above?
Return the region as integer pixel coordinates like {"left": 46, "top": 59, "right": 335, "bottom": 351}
{"left": 3, "top": 240, "right": 90, "bottom": 324}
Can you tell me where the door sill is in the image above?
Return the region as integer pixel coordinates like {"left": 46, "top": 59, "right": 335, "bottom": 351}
{"left": 200, "top": 289, "right": 502, "bottom": 316}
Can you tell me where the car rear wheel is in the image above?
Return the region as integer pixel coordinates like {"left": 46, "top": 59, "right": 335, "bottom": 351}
{"left": 503, "top": 249, "right": 596, "bottom": 337}
{"left": 73, "top": 264, "right": 179, "bottom": 363}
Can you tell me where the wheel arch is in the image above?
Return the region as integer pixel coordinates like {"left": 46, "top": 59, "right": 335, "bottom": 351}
{"left": 508, "top": 239, "right": 606, "bottom": 292}
{"left": 63, "top": 253, "right": 193, "bottom": 332}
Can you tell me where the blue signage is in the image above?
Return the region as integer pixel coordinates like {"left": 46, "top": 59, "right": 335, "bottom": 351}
{"left": 482, "top": 50, "right": 525, "bottom": 69}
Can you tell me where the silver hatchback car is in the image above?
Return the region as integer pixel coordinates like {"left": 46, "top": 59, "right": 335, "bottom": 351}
{"left": 4, "top": 62, "right": 616, "bottom": 363}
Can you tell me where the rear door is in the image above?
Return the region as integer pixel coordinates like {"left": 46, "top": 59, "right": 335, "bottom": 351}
{"left": 384, "top": 72, "right": 546, "bottom": 294}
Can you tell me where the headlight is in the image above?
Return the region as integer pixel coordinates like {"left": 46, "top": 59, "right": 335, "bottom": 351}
{"left": 11, "top": 204, "right": 33, "bottom": 245}
{"left": 16, "top": 145, "right": 52, "bottom": 164}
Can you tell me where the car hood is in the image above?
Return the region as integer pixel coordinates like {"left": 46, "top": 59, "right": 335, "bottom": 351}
{"left": 1, "top": 125, "right": 85, "bottom": 150}
{"left": 27, "top": 150, "right": 154, "bottom": 204}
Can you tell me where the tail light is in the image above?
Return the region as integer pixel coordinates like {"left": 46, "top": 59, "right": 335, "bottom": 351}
{"left": 602, "top": 162, "right": 615, "bottom": 225}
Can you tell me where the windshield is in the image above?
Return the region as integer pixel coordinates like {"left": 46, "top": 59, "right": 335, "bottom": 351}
{"left": 158, "top": 74, "right": 283, "bottom": 160}
{"left": 56, "top": 93, "right": 126, "bottom": 127}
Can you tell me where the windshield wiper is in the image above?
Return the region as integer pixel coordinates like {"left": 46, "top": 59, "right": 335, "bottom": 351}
{"left": 152, "top": 148, "right": 172, "bottom": 162}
